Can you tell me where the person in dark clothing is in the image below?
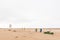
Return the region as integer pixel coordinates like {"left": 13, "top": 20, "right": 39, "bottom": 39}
{"left": 40, "top": 28, "right": 42, "bottom": 32}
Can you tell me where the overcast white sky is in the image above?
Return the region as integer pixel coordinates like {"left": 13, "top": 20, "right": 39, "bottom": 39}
{"left": 0, "top": 0, "right": 60, "bottom": 28}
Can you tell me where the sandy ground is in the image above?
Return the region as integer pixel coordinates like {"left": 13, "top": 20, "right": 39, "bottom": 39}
{"left": 0, "top": 28, "right": 60, "bottom": 40}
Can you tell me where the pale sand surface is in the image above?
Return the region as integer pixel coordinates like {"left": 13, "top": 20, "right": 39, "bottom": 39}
{"left": 0, "top": 28, "right": 60, "bottom": 40}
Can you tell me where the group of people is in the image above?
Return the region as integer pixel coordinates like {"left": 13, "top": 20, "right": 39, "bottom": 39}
{"left": 35, "top": 28, "right": 42, "bottom": 32}
{"left": 9, "top": 24, "right": 42, "bottom": 32}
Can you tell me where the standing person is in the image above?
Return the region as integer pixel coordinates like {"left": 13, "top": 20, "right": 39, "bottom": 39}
{"left": 9, "top": 24, "right": 12, "bottom": 28}
{"left": 40, "top": 28, "right": 42, "bottom": 32}
{"left": 8, "top": 24, "right": 12, "bottom": 31}
{"left": 35, "top": 28, "right": 37, "bottom": 32}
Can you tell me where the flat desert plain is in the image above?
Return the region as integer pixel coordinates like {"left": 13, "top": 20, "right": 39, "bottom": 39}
{"left": 0, "top": 28, "right": 60, "bottom": 40}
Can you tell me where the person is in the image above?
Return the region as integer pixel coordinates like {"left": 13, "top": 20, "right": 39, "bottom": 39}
{"left": 40, "top": 28, "right": 42, "bottom": 32}
{"left": 8, "top": 24, "right": 12, "bottom": 31}
{"left": 35, "top": 28, "right": 37, "bottom": 32}
{"left": 9, "top": 24, "right": 12, "bottom": 28}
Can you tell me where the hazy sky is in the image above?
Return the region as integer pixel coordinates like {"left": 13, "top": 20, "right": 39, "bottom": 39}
{"left": 0, "top": 0, "right": 60, "bottom": 28}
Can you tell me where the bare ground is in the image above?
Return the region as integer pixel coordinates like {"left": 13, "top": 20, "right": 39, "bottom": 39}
{"left": 0, "top": 28, "right": 60, "bottom": 40}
